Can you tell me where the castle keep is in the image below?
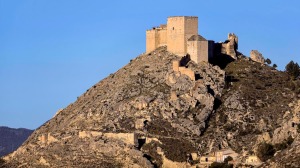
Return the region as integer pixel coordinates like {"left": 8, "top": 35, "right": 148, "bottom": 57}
{"left": 146, "top": 16, "right": 238, "bottom": 64}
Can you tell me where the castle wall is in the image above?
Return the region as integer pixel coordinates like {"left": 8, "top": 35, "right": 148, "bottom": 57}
{"left": 158, "top": 28, "right": 167, "bottom": 47}
{"left": 38, "top": 133, "right": 58, "bottom": 145}
{"left": 104, "top": 133, "right": 135, "bottom": 145}
{"left": 146, "top": 27, "right": 167, "bottom": 53}
{"left": 146, "top": 30, "right": 156, "bottom": 53}
{"left": 172, "top": 60, "right": 180, "bottom": 71}
{"left": 187, "top": 40, "right": 213, "bottom": 63}
{"left": 187, "top": 40, "right": 200, "bottom": 63}
{"left": 199, "top": 41, "right": 209, "bottom": 63}
{"left": 173, "top": 60, "right": 195, "bottom": 80}
{"left": 167, "top": 16, "right": 198, "bottom": 56}
{"left": 178, "top": 67, "right": 195, "bottom": 80}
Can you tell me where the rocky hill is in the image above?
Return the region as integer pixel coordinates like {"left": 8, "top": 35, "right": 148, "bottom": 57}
{"left": 0, "top": 127, "right": 33, "bottom": 157}
{"left": 1, "top": 47, "right": 300, "bottom": 168}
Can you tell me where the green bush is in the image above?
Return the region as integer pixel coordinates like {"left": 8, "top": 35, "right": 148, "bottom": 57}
{"left": 257, "top": 142, "right": 275, "bottom": 162}
{"left": 265, "top": 58, "right": 272, "bottom": 65}
{"left": 285, "top": 61, "right": 300, "bottom": 80}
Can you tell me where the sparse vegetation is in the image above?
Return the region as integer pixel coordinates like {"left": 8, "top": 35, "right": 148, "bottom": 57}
{"left": 141, "top": 142, "right": 163, "bottom": 168}
{"left": 274, "top": 141, "right": 288, "bottom": 151}
{"left": 209, "top": 161, "right": 233, "bottom": 168}
{"left": 160, "top": 137, "right": 197, "bottom": 162}
{"left": 257, "top": 142, "right": 275, "bottom": 162}
{"left": 285, "top": 61, "right": 300, "bottom": 80}
{"left": 273, "top": 136, "right": 294, "bottom": 151}
{"left": 224, "top": 156, "right": 233, "bottom": 163}
{"left": 4, "top": 46, "right": 300, "bottom": 167}
{"left": 286, "top": 135, "right": 294, "bottom": 145}
{"left": 265, "top": 58, "right": 271, "bottom": 65}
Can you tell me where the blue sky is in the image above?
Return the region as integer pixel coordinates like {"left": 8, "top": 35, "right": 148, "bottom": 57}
{"left": 0, "top": 0, "right": 299, "bottom": 129}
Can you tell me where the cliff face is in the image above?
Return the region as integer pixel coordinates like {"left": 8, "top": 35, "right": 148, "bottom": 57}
{"left": 2, "top": 47, "right": 300, "bottom": 168}
{"left": 0, "top": 127, "right": 33, "bottom": 157}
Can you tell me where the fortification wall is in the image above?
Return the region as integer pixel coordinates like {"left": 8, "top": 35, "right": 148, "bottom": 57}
{"left": 146, "top": 30, "right": 156, "bottom": 53}
{"left": 158, "top": 28, "right": 167, "bottom": 47}
{"left": 104, "top": 133, "right": 136, "bottom": 145}
{"left": 178, "top": 67, "right": 195, "bottom": 80}
{"left": 38, "top": 133, "right": 58, "bottom": 145}
{"left": 173, "top": 60, "right": 195, "bottom": 80}
{"left": 198, "top": 41, "right": 209, "bottom": 63}
{"left": 187, "top": 40, "right": 200, "bottom": 63}
{"left": 187, "top": 40, "right": 212, "bottom": 63}
{"left": 146, "top": 27, "right": 167, "bottom": 53}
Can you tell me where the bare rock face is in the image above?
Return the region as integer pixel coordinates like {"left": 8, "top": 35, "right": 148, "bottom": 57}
{"left": 262, "top": 100, "right": 300, "bottom": 167}
{"left": 2, "top": 47, "right": 225, "bottom": 167}
{"left": 250, "top": 50, "right": 265, "bottom": 64}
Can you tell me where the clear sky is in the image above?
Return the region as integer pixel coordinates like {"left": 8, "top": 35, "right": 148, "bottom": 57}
{"left": 0, "top": 0, "right": 299, "bottom": 129}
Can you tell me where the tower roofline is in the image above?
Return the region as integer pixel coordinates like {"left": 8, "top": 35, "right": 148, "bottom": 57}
{"left": 167, "top": 16, "right": 198, "bottom": 19}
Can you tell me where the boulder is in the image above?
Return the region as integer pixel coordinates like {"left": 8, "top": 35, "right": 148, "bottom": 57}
{"left": 250, "top": 50, "right": 265, "bottom": 64}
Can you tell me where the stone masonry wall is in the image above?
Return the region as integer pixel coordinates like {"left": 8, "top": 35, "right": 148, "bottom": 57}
{"left": 146, "top": 26, "right": 167, "bottom": 53}
{"left": 167, "top": 16, "right": 198, "bottom": 56}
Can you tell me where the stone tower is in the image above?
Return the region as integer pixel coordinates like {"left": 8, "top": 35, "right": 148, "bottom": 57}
{"left": 167, "top": 16, "right": 198, "bottom": 56}
{"left": 187, "top": 35, "right": 214, "bottom": 63}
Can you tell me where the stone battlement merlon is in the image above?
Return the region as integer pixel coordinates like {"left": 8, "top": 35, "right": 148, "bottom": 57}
{"left": 146, "top": 24, "right": 167, "bottom": 31}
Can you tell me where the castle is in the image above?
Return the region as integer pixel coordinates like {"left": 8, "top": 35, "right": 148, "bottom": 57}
{"left": 146, "top": 16, "right": 239, "bottom": 64}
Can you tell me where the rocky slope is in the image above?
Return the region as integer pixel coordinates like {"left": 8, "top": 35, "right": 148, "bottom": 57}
{"left": 1, "top": 47, "right": 300, "bottom": 167}
{"left": 0, "top": 127, "right": 33, "bottom": 157}
{"left": 201, "top": 55, "right": 300, "bottom": 166}
{"left": 1, "top": 47, "right": 225, "bottom": 167}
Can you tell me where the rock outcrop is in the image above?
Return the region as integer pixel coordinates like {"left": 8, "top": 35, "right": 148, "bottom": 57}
{"left": 250, "top": 50, "right": 265, "bottom": 64}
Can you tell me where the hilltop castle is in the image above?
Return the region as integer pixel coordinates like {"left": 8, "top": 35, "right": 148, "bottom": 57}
{"left": 146, "top": 16, "right": 238, "bottom": 64}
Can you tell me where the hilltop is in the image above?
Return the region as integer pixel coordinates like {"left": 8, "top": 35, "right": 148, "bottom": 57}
{"left": 1, "top": 15, "right": 300, "bottom": 167}
{"left": 1, "top": 47, "right": 224, "bottom": 167}
{"left": 1, "top": 46, "right": 299, "bottom": 167}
